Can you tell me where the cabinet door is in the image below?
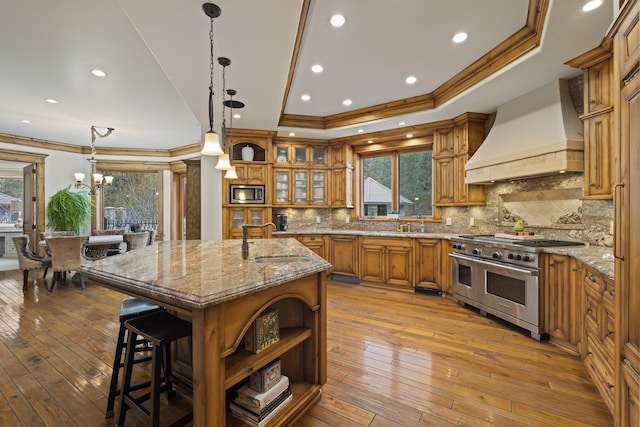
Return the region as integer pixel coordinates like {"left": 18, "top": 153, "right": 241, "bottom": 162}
{"left": 293, "top": 171, "right": 308, "bottom": 204}
{"left": 585, "top": 59, "right": 612, "bottom": 114}
{"left": 234, "top": 164, "right": 267, "bottom": 185}
{"left": 584, "top": 112, "right": 613, "bottom": 198}
{"left": 544, "top": 254, "right": 578, "bottom": 347}
{"left": 274, "top": 144, "right": 290, "bottom": 164}
{"left": 298, "top": 235, "right": 326, "bottom": 259}
{"left": 273, "top": 169, "right": 291, "bottom": 204}
{"left": 329, "top": 236, "right": 358, "bottom": 277}
{"left": 386, "top": 241, "right": 413, "bottom": 287}
{"left": 310, "top": 170, "right": 327, "bottom": 205}
{"left": 330, "top": 169, "right": 346, "bottom": 206}
{"left": 227, "top": 207, "right": 268, "bottom": 239}
{"left": 311, "top": 147, "right": 328, "bottom": 167}
{"left": 360, "top": 241, "right": 385, "bottom": 284}
{"left": 433, "top": 128, "right": 455, "bottom": 156}
{"left": 415, "top": 239, "right": 441, "bottom": 289}
{"left": 454, "top": 155, "right": 467, "bottom": 204}
{"left": 433, "top": 157, "right": 455, "bottom": 205}
{"left": 620, "top": 361, "right": 640, "bottom": 427}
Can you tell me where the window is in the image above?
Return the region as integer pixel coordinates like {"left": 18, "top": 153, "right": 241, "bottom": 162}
{"left": 361, "top": 149, "right": 432, "bottom": 218}
{"left": 0, "top": 178, "right": 23, "bottom": 226}
{"left": 102, "top": 171, "right": 159, "bottom": 231}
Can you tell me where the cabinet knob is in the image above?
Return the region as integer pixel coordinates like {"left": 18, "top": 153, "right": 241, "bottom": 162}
{"left": 606, "top": 382, "right": 614, "bottom": 390}
{"left": 589, "top": 275, "right": 597, "bottom": 282}
{"left": 609, "top": 290, "right": 615, "bottom": 297}
{"left": 309, "top": 236, "right": 315, "bottom": 240}
{"left": 590, "top": 99, "right": 596, "bottom": 104}
{"left": 607, "top": 330, "right": 614, "bottom": 336}
{"left": 586, "top": 308, "right": 592, "bottom": 313}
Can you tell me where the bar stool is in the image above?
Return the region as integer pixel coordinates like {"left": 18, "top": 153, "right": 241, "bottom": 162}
{"left": 117, "top": 310, "right": 192, "bottom": 427}
{"left": 106, "top": 298, "right": 162, "bottom": 418}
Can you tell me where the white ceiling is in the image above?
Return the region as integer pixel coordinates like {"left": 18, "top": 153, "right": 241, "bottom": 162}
{"left": 0, "top": 0, "right": 613, "bottom": 152}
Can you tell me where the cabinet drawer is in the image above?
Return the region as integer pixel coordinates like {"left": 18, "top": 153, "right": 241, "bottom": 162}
{"left": 584, "top": 335, "right": 615, "bottom": 413}
{"left": 582, "top": 267, "right": 605, "bottom": 294}
{"left": 584, "top": 285, "right": 601, "bottom": 333}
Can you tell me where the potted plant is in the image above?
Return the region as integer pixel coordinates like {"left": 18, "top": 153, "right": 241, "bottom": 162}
{"left": 46, "top": 187, "right": 92, "bottom": 234}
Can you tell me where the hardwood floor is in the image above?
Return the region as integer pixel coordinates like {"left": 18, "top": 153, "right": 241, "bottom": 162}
{"left": 0, "top": 269, "right": 612, "bottom": 426}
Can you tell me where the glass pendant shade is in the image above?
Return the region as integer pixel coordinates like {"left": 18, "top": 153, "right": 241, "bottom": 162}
{"left": 74, "top": 172, "right": 85, "bottom": 183}
{"left": 224, "top": 166, "right": 238, "bottom": 179}
{"left": 201, "top": 131, "right": 223, "bottom": 156}
{"left": 215, "top": 153, "right": 232, "bottom": 170}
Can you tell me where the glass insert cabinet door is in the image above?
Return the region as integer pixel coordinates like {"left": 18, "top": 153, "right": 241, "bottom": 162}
{"left": 312, "top": 171, "right": 325, "bottom": 203}
{"left": 294, "top": 171, "right": 308, "bottom": 202}
{"left": 294, "top": 147, "right": 308, "bottom": 165}
{"left": 312, "top": 148, "right": 326, "bottom": 166}
{"left": 275, "top": 170, "right": 290, "bottom": 203}
{"left": 232, "top": 210, "right": 244, "bottom": 229}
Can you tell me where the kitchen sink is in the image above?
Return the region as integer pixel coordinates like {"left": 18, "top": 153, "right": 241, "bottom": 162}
{"left": 254, "top": 255, "right": 311, "bottom": 263}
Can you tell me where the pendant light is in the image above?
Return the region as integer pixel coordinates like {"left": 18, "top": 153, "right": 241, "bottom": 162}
{"left": 215, "top": 57, "right": 232, "bottom": 170}
{"left": 224, "top": 89, "right": 245, "bottom": 180}
{"left": 200, "top": 3, "right": 224, "bottom": 156}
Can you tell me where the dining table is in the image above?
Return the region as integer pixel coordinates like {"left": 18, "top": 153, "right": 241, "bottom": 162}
{"left": 39, "top": 235, "right": 124, "bottom": 260}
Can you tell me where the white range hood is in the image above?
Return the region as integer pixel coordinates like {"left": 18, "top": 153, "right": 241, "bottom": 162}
{"left": 465, "top": 79, "right": 584, "bottom": 184}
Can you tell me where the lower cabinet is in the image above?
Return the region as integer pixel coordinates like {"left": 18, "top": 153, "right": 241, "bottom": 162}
{"left": 580, "top": 262, "right": 616, "bottom": 415}
{"left": 543, "top": 253, "right": 580, "bottom": 353}
{"left": 277, "top": 234, "right": 327, "bottom": 260}
{"left": 328, "top": 235, "right": 358, "bottom": 279}
{"left": 360, "top": 237, "right": 413, "bottom": 287}
{"left": 620, "top": 360, "right": 640, "bottom": 427}
{"left": 414, "top": 238, "right": 441, "bottom": 289}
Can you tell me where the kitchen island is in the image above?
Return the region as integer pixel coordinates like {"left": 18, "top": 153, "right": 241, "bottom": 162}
{"left": 78, "top": 238, "right": 331, "bottom": 426}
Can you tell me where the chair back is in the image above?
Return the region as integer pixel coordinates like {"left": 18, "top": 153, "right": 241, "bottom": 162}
{"left": 123, "top": 232, "right": 149, "bottom": 251}
{"left": 40, "top": 231, "right": 75, "bottom": 240}
{"left": 13, "top": 234, "right": 46, "bottom": 270}
{"left": 147, "top": 230, "right": 157, "bottom": 245}
{"left": 92, "top": 229, "right": 125, "bottom": 250}
{"left": 47, "top": 236, "right": 88, "bottom": 272}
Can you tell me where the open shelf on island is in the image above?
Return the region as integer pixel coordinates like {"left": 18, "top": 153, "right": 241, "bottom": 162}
{"left": 224, "top": 327, "right": 312, "bottom": 390}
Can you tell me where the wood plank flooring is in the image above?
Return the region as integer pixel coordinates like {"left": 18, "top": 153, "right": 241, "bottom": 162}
{"left": 0, "top": 269, "right": 613, "bottom": 426}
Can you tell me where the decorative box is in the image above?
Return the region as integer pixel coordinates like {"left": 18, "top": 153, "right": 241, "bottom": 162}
{"left": 244, "top": 308, "right": 279, "bottom": 354}
{"left": 249, "top": 358, "right": 282, "bottom": 393}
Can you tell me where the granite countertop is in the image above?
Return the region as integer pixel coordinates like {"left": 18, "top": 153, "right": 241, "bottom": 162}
{"left": 543, "top": 245, "right": 614, "bottom": 280}
{"left": 78, "top": 239, "right": 330, "bottom": 309}
{"left": 273, "top": 229, "right": 459, "bottom": 239}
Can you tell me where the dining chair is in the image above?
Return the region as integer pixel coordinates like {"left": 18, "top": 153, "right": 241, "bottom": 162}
{"left": 123, "top": 231, "right": 149, "bottom": 251}
{"left": 46, "top": 236, "right": 88, "bottom": 291}
{"left": 13, "top": 234, "right": 51, "bottom": 290}
{"left": 39, "top": 231, "right": 75, "bottom": 257}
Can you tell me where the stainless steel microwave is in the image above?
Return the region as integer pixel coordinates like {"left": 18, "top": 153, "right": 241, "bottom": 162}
{"left": 230, "top": 184, "right": 265, "bottom": 204}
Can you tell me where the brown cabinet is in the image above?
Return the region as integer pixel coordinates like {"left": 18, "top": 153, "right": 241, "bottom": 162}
{"left": 329, "top": 144, "right": 353, "bottom": 208}
{"left": 580, "top": 262, "right": 616, "bottom": 414}
{"left": 583, "top": 111, "right": 614, "bottom": 198}
{"left": 612, "top": 2, "right": 640, "bottom": 425}
{"left": 329, "top": 235, "right": 358, "bottom": 279}
{"left": 277, "top": 234, "right": 327, "bottom": 260}
{"left": 292, "top": 169, "right": 328, "bottom": 206}
{"left": 543, "top": 254, "right": 580, "bottom": 353}
{"left": 360, "top": 237, "right": 413, "bottom": 287}
{"left": 432, "top": 114, "right": 487, "bottom": 206}
{"left": 585, "top": 57, "right": 612, "bottom": 114}
{"left": 414, "top": 238, "right": 441, "bottom": 289}
{"left": 223, "top": 207, "right": 271, "bottom": 239}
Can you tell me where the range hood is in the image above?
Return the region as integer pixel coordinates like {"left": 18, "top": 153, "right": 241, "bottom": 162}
{"left": 465, "top": 79, "right": 584, "bottom": 184}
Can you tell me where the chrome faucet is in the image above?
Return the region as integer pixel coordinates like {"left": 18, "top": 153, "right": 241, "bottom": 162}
{"left": 242, "top": 222, "right": 277, "bottom": 259}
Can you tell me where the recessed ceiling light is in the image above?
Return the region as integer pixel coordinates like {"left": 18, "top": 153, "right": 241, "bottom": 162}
{"left": 289, "top": 132, "right": 296, "bottom": 137}
{"left": 91, "top": 69, "right": 106, "bottom": 77}
{"left": 342, "top": 99, "right": 352, "bottom": 106}
{"left": 452, "top": 32, "right": 468, "bottom": 43}
{"left": 45, "top": 98, "right": 58, "bottom": 104}
{"left": 311, "top": 64, "right": 323, "bottom": 73}
{"left": 367, "top": 140, "right": 373, "bottom": 144}
{"left": 398, "top": 121, "right": 406, "bottom": 126}
{"left": 405, "top": 76, "right": 417, "bottom": 85}
{"left": 357, "top": 129, "right": 364, "bottom": 133}
{"left": 582, "top": 0, "right": 603, "bottom": 11}
{"left": 233, "top": 113, "right": 241, "bottom": 119}
{"left": 406, "top": 134, "right": 413, "bottom": 138}
{"left": 330, "top": 14, "right": 345, "bottom": 27}
{"left": 301, "top": 94, "right": 311, "bottom": 101}
{"left": 20, "top": 119, "right": 30, "bottom": 124}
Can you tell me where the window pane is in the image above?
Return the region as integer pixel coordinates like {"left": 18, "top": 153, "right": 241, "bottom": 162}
{"left": 362, "top": 155, "right": 392, "bottom": 217}
{"left": 102, "top": 171, "right": 159, "bottom": 230}
{"left": 0, "top": 178, "right": 23, "bottom": 226}
{"left": 399, "top": 150, "right": 432, "bottom": 217}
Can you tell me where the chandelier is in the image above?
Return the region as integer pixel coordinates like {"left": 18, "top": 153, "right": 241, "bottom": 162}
{"left": 74, "top": 125, "right": 115, "bottom": 195}
{"left": 200, "top": 3, "right": 224, "bottom": 156}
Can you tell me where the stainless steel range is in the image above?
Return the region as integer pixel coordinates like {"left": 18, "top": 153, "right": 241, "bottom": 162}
{"left": 449, "top": 235, "right": 585, "bottom": 340}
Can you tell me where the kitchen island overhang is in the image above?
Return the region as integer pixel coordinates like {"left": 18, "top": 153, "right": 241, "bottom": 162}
{"left": 79, "top": 238, "right": 330, "bottom": 427}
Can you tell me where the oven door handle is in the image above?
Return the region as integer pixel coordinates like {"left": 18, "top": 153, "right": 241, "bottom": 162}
{"left": 449, "top": 253, "right": 539, "bottom": 276}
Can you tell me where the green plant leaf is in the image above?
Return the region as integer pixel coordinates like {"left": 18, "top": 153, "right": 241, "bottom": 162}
{"left": 46, "top": 187, "right": 92, "bottom": 234}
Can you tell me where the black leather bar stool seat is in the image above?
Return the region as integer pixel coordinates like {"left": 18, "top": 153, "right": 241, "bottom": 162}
{"left": 106, "top": 298, "right": 162, "bottom": 418}
{"left": 117, "top": 310, "right": 192, "bottom": 427}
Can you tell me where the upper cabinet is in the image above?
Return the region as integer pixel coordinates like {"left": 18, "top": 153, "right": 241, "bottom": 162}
{"left": 273, "top": 143, "right": 327, "bottom": 168}
{"left": 432, "top": 113, "right": 488, "bottom": 206}
{"left": 567, "top": 46, "right": 614, "bottom": 199}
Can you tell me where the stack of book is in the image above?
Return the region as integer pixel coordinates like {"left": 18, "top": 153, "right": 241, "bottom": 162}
{"left": 229, "top": 375, "right": 292, "bottom": 427}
